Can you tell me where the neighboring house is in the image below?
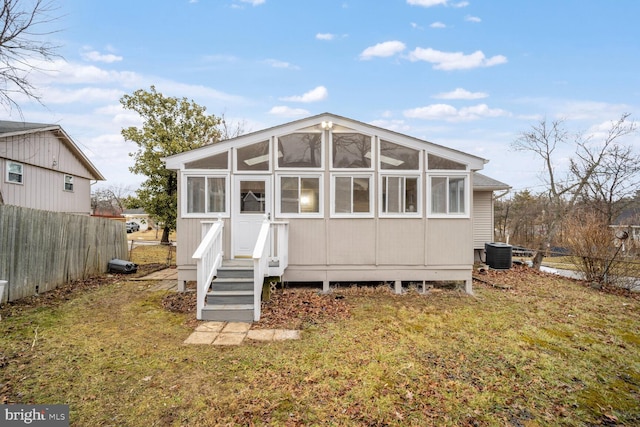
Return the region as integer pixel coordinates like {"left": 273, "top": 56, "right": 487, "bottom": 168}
{"left": 122, "top": 208, "right": 153, "bottom": 231}
{"left": 0, "top": 121, "right": 105, "bottom": 214}
{"left": 164, "top": 113, "right": 510, "bottom": 321}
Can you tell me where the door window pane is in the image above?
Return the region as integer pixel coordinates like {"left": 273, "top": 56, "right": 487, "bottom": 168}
{"left": 240, "top": 181, "right": 265, "bottom": 213}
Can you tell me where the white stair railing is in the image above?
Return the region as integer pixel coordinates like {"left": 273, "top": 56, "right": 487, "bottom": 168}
{"left": 252, "top": 218, "right": 289, "bottom": 321}
{"left": 192, "top": 219, "right": 224, "bottom": 320}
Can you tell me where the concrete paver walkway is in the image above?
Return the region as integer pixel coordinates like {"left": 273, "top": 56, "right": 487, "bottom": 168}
{"left": 184, "top": 322, "right": 301, "bottom": 346}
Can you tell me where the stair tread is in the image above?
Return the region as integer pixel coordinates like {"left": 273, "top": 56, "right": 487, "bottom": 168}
{"left": 202, "top": 304, "right": 253, "bottom": 310}
{"left": 208, "top": 290, "right": 254, "bottom": 296}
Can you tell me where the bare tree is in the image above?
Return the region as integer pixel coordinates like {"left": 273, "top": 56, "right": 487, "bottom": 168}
{"left": 219, "top": 112, "right": 247, "bottom": 140}
{"left": 0, "top": 0, "right": 60, "bottom": 112}
{"left": 512, "top": 114, "right": 637, "bottom": 269}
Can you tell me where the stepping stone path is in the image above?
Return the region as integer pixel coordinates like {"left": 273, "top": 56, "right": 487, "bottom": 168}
{"left": 184, "top": 322, "right": 301, "bottom": 346}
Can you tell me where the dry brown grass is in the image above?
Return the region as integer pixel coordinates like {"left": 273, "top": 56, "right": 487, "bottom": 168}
{"left": 1, "top": 250, "right": 639, "bottom": 426}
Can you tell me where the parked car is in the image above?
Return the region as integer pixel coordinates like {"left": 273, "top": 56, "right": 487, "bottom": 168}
{"left": 126, "top": 221, "right": 140, "bottom": 233}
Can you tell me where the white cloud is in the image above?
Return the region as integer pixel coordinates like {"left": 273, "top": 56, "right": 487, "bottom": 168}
{"left": 264, "top": 59, "right": 300, "bottom": 70}
{"left": 316, "top": 33, "right": 335, "bottom": 40}
{"left": 433, "top": 88, "right": 488, "bottom": 100}
{"left": 268, "top": 106, "right": 310, "bottom": 117}
{"left": 430, "top": 22, "right": 446, "bottom": 28}
{"left": 403, "top": 103, "right": 510, "bottom": 121}
{"left": 465, "top": 15, "right": 481, "bottom": 23}
{"left": 236, "top": 0, "right": 265, "bottom": 6}
{"left": 369, "top": 119, "right": 410, "bottom": 133}
{"left": 407, "top": 0, "right": 447, "bottom": 7}
{"left": 279, "top": 86, "right": 328, "bottom": 103}
{"left": 407, "top": 0, "right": 468, "bottom": 7}
{"left": 408, "top": 47, "right": 507, "bottom": 70}
{"left": 81, "top": 49, "right": 123, "bottom": 63}
{"left": 359, "top": 40, "right": 406, "bottom": 60}
{"left": 410, "top": 22, "right": 423, "bottom": 30}
{"left": 39, "top": 87, "right": 124, "bottom": 104}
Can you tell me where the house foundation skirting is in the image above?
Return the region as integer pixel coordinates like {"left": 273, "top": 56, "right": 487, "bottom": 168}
{"left": 283, "top": 265, "right": 473, "bottom": 294}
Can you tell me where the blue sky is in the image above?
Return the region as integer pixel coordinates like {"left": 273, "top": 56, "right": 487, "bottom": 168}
{"left": 4, "top": 0, "right": 639, "bottom": 194}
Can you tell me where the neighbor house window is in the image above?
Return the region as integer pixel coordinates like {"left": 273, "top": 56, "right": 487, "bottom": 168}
{"left": 331, "top": 133, "right": 372, "bottom": 169}
{"left": 278, "top": 175, "right": 322, "bottom": 216}
{"left": 381, "top": 175, "right": 420, "bottom": 216}
{"left": 185, "top": 175, "right": 227, "bottom": 216}
{"left": 429, "top": 175, "right": 467, "bottom": 216}
{"left": 277, "top": 133, "right": 323, "bottom": 168}
{"left": 331, "top": 174, "right": 373, "bottom": 216}
{"left": 64, "top": 174, "right": 74, "bottom": 191}
{"left": 6, "top": 161, "right": 23, "bottom": 183}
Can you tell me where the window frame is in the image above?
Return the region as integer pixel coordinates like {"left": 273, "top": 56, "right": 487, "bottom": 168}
{"left": 426, "top": 172, "right": 470, "bottom": 218}
{"left": 275, "top": 173, "right": 324, "bottom": 218}
{"left": 64, "top": 174, "right": 74, "bottom": 192}
{"left": 379, "top": 173, "right": 422, "bottom": 218}
{"left": 6, "top": 160, "right": 23, "bottom": 184}
{"left": 181, "top": 172, "right": 230, "bottom": 218}
{"left": 330, "top": 172, "right": 375, "bottom": 218}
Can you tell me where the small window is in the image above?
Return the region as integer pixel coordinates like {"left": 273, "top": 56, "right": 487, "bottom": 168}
{"left": 332, "top": 133, "right": 372, "bottom": 169}
{"left": 380, "top": 140, "right": 420, "bottom": 170}
{"left": 279, "top": 175, "right": 321, "bottom": 216}
{"left": 332, "top": 174, "right": 373, "bottom": 216}
{"left": 186, "top": 175, "right": 227, "bottom": 215}
{"left": 64, "top": 175, "right": 74, "bottom": 191}
{"left": 277, "top": 133, "right": 322, "bottom": 168}
{"left": 185, "top": 152, "right": 229, "bottom": 169}
{"left": 236, "top": 140, "right": 270, "bottom": 171}
{"left": 381, "top": 175, "right": 420, "bottom": 215}
{"left": 6, "top": 161, "right": 23, "bottom": 183}
{"left": 428, "top": 154, "right": 466, "bottom": 170}
{"left": 430, "top": 176, "right": 466, "bottom": 215}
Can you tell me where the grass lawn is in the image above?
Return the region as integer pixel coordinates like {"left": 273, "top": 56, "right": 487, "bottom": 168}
{"left": 1, "top": 247, "right": 639, "bottom": 426}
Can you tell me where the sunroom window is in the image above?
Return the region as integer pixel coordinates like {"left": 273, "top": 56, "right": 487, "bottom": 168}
{"left": 185, "top": 151, "right": 228, "bottom": 169}
{"left": 332, "top": 174, "right": 373, "bottom": 216}
{"left": 332, "top": 133, "right": 372, "bottom": 169}
{"left": 430, "top": 176, "right": 466, "bottom": 215}
{"left": 381, "top": 176, "right": 420, "bottom": 215}
{"left": 427, "top": 154, "right": 466, "bottom": 170}
{"left": 236, "top": 140, "right": 270, "bottom": 171}
{"left": 277, "top": 133, "right": 322, "bottom": 168}
{"left": 186, "top": 176, "right": 226, "bottom": 214}
{"left": 279, "top": 175, "right": 321, "bottom": 215}
{"left": 380, "top": 140, "right": 420, "bottom": 170}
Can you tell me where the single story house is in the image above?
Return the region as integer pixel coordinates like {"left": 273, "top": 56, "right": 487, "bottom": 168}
{"left": 164, "top": 113, "right": 509, "bottom": 321}
{"left": 0, "top": 121, "right": 105, "bottom": 214}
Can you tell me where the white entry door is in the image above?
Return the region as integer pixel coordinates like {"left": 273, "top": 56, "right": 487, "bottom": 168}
{"left": 232, "top": 175, "right": 271, "bottom": 258}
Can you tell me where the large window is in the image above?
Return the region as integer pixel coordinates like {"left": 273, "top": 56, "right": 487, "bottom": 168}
{"left": 428, "top": 154, "right": 466, "bottom": 170}
{"left": 429, "top": 176, "right": 467, "bottom": 216}
{"left": 185, "top": 175, "right": 227, "bottom": 215}
{"left": 380, "top": 140, "right": 420, "bottom": 170}
{"left": 332, "top": 174, "right": 373, "bottom": 216}
{"left": 185, "top": 151, "right": 229, "bottom": 169}
{"left": 277, "top": 133, "right": 322, "bottom": 168}
{"left": 6, "top": 161, "right": 23, "bottom": 183}
{"left": 236, "top": 140, "right": 270, "bottom": 171}
{"left": 278, "top": 175, "right": 322, "bottom": 216}
{"left": 381, "top": 175, "right": 420, "bottom": 215}
{"left": 332, "top": 133, "right": 372, "bottom": 169}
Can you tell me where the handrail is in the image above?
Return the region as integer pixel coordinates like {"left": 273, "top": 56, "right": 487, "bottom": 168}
{"left": 252, "top": 218, "right": 271, "bottom": 321}
{"left": 193, "top": 220, "right": 224, "bottom": 320}
{"left": 252, "top": 219, "right": 289, "bottom": 321}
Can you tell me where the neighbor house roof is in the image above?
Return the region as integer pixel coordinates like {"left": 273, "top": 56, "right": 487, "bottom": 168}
{"left": 0, "top": 120, "right": 105, "bottom": 181}
{"left": 473, "top": 173, "right": 511, "bottom": 191}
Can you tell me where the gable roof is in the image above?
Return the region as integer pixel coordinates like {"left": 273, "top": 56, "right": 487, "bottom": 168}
{"left": 473, "top": 172, "right": 511, "bottom": 191}
{"left": 164, "top": 112, "right": 488, "bottom": 171}
{"left": 0, "top": 120, "right": 105, "bottom": 181}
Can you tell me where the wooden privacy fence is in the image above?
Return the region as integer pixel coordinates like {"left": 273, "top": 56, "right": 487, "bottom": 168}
{"left": 0, "top": 205, "right": 128, "bottom": 302}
